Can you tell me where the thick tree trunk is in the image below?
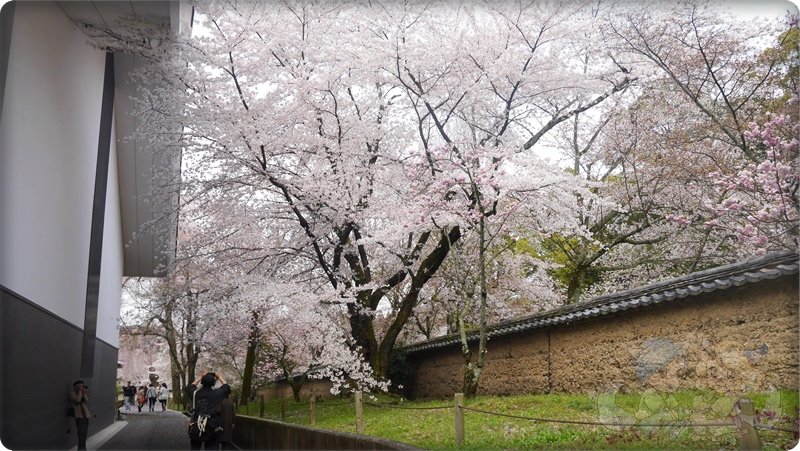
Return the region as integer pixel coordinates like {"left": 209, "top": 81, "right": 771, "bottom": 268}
{"left": 240, "top": 311, "right": 260, "bottom": 405}
{"left": 349, "top": 306, "right": 380, "bottom": 376}
{"left": 291, "top": 384, "right": 302, "bottom": 403}
{"left": 374, "top": 226, "right": 462, "bottom": 380}
{"left": 462, "top": 363, "right": 480, "bottom": 398}
{"left": 284, "top": 372, "right": 307, "bottom": 403}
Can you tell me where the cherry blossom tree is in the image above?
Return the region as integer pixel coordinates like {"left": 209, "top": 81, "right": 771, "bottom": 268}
{"left": 83, "top": 0, "right": 629, "bottom": 382}
{"left": 121, "top": 225, "right": 241, "bottom": 408}
{"left": 117, "top": 330, "right": 172, "bottom": 388}
{"left": 399, "top": 141, "right": 598, "bottom": 396}
{"left": 603, "top": 0, "right": 790, "bottom": 162}
{"left": 535, "top": 3, "right": 798, "bottom": 300}
{"left": 706, "top": 97, "right": 799, "bottom": 252}
{"left": 227, "top": 281, "right": 389, "bottom": 400}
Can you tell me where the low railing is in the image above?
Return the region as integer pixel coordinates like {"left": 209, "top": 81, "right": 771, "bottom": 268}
{"left": 231, "top": 414, "right": 421, "bottom": 451}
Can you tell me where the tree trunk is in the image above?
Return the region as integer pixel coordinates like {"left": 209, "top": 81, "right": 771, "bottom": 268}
{"left": 285, "top": 373, "right": 307, "bottom": 403}
{"left": 349, "top": 305, "right": 380, "bottom": 377}
{"left": 474, "top": 214, "right": 488, "bottom": 396}
{"left": 461, "top": 214, "right": 488, "bottom": 398}
{"left": 566, "top": 263, "right": 588, "bottom": 303}
{"left": 170, "top": 363, "right": 184, "bottom": 409}
{"left": 375, "top": 226, "right": 462, "bottom": 380}
{"left": 289, "top": 379, "right": 303, "bottom": 402}
{"left": 240, "top": 311, "right": 260, "bottom": 405}
{"left": 462, "top": 363, "right": 480, "bottom": 397}
{"left": 459, "top": 329, "right": 481, "bottom": 397}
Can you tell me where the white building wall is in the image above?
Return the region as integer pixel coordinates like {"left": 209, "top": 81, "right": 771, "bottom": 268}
{"left": 0, "top": 1, "right": 105, "bottom": 327}
{"left": 0, "top": 2, "right": 183, "bottom": 447}
{"left": 98, "top": 120, "right": 123, "bottom": 348}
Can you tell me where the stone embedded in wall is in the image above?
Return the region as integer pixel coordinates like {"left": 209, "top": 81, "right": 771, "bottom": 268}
{"left": 632, "top": 338, "right": 680, "bottom": 383}
{"left": 628, "top": 334, "right": 773, "bottom": 395}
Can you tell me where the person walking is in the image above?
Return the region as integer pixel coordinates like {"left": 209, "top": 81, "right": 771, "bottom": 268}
{"left": 69, "top": 380, "right": 90, "bottom": 451}
{"left": 136, "top": 385, "right": 146, "bottom": 412}
{"left": 157, "top": 383, "right": 170, "bottom": 411}
{"left": 187, "top": 371, "right": 231, "bottom": 450}
{"left": 146, "top": 383, "right": 158, "bottom": 412}
{"left": 219, "top": 392, "right": 235, "bottom": 450}
{"left": 122, "top": 381, "right": 135, "bottom": 412}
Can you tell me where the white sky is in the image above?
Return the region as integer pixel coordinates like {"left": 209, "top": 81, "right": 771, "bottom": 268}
{"left": 723, "top": 0, "right": 799, "bottom": 18}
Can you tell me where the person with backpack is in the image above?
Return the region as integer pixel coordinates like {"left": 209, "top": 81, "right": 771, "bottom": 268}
{"left": 187, "top": 371, "right": 231, "bottom": 450}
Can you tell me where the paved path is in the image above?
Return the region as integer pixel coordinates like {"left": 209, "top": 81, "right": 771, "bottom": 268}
{"left": 85, "top": 407, "right": 195, "bottom": 451}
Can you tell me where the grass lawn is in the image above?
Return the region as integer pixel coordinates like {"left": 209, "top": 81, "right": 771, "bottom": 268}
{"left": 237, "top": 390, "right": 798, "bottom": 450}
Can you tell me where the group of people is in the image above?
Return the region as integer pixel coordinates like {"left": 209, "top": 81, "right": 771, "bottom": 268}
{"left": 121, "top": 372, "right": 236, "bottom": 450}
{"left": 122, "top": 381, "right": 170, "bottom": 412}
{"left": 69, "top": 372, "right": 235, "bottom": 451}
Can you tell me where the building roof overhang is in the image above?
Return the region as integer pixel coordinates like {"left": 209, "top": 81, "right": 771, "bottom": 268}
{"left": 57, "top": 1, "right": 192, "bottom": 277}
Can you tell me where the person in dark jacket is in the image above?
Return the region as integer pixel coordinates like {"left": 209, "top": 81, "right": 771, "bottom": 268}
{"left": 187, "top": 371, "right": 231, "bottom": 450}
{"left": 122, "top": 381, "right": 136, "bottom": 412}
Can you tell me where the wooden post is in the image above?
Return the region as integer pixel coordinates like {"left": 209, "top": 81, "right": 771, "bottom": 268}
{"left": 737, "top": 399, "right": 762, "bottom": 451}
{"left": 281, "top": 398, "right": 286, "bottom": 421}
{"left": 355, "top": 391, "right": 364, "bottom": 434}
{"left": 259, "top": 395, "right": 265, "bottom": 418}
{"left": 310, "top": 395, "right": 316, "bottom": 426}
{"left": 455, "top": 393, "right": 465, "bottom": 447}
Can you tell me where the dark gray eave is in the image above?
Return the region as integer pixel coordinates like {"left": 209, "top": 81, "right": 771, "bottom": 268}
{"left": 403, "top": 251, "right": 799, "bottom": 354}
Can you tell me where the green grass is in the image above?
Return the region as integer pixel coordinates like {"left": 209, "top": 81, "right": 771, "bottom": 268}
{"left": 237, "top": 390, "right": 799, "bottom": 450}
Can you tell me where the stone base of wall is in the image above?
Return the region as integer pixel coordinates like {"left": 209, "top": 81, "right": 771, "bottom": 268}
{"left": 408, "top": 278, "right": 799, "bottom": 399}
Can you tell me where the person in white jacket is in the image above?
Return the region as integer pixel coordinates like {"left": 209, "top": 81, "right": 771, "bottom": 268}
{"left": 146, "top": 383, "right": 158, "bottom": 412}
{"left": 157, "top": 383, "right": 170, "bottom": 411}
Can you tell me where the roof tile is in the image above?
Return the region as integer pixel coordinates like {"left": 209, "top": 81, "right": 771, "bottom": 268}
{"left": 403, "top": 251, "right": 798, "bottom": 354}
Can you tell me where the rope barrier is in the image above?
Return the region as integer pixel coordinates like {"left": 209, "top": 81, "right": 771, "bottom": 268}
{"left": 256, "top": 391, "right": 798, "bottom": 439}
{"left": 315, "top": 400, "right": 353, "bottom": 407}
{"left": 365, "top": 401, "right": 453, "bottom": 411}
{"left": 754, "top": 423, "right": 800, "bottom": 434}
{"left": 460, "top": 406, "right": 737, "bottom": 428}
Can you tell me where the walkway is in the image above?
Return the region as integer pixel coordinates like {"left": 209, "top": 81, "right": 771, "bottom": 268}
{"left": 74, "top": 406, "right": 200, "bottom": 451}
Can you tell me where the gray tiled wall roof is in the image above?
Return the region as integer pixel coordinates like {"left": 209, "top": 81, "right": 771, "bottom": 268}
{"left": 403, "top": 251, "right": 799, "bottom": 354}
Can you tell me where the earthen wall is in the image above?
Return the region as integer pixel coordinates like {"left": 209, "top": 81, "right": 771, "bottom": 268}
{"left": 258, "top": 379, "right": 335, "bottom": 401}
{"left": 408, "top": 277, "right": 799, "bottom": 399}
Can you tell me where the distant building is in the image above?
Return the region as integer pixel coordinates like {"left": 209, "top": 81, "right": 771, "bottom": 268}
{"left": 0, "top": 1, "right": 189, "bottom": 448}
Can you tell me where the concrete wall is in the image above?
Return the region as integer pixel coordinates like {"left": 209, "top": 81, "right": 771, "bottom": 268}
{"left": 232, "top": 415, "right": 420, "bottom": 450}
{"left": 408, "top": 277, "right": 799, "bottom": 399}
{"left": 0, "top": 2, "right": 124, "bottom": 448}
